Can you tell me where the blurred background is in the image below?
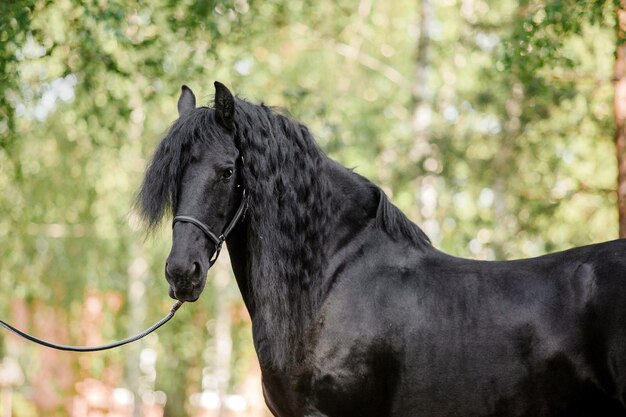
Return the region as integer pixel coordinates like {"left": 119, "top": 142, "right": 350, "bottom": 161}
{"left": 0, "top": 0, "right": 622, "bottom": 416}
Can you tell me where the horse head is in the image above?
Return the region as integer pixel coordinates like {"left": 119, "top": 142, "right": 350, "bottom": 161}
{"left": 140, "top": 82, "right": 245, "bottom": 302}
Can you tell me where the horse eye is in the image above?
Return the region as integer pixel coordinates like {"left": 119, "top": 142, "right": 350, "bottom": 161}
{"left": 221, "top": 168, "right": 234, "bottom": 180}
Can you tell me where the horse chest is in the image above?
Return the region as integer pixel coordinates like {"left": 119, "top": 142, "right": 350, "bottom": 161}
{"left": 262, "top": 360, "right": 392, "bottom": 417}
{"left": 262, "top": 375, "right": 298, "bottom": 417}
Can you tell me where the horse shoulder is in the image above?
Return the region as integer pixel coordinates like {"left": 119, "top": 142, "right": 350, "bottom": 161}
{"left": 296, "top": 243, "right": 425, "bottom": 416}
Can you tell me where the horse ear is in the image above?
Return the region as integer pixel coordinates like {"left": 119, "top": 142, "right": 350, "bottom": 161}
{"left": 177, "top": 85, "right": 196, "bottom": 116}
{"left": 214, "top": 81, "right": 234, "bottom": 130}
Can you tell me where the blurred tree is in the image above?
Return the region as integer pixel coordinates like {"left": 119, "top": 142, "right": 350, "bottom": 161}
{"left": 0, "top": 1, "right": 36, "bottom": 152}
{"left": 416, "top": 0, "right": 617, "bottom": 258}
{"left": 615, "top": 0, "right": 626, "bottom": 236}
{"left": 501, "top": 0, "right": 616, "bottom": 245}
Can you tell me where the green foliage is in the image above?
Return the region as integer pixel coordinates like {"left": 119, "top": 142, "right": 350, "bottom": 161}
{"left": 0, "top": 1, "right": 36, "bottom": 149}
{"left": 0, "top": 0, "right": 620, "bottom": 415}
{"left": 415, "top": 0, "right": 617, "bottom": 258}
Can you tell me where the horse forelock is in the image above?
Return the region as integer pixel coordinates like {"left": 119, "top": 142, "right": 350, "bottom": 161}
{"left": 135, "top": 107, "right": 222, "bottom": 232}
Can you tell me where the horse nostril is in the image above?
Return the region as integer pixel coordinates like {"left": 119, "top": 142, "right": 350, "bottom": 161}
{"left": 166, "top": 260, "right": 199, "bottom": 279}
{"left": 165, "top": 261, "right": 177, "bottom": 277}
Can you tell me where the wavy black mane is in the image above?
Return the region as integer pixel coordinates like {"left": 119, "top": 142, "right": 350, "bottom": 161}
{"left": 136, "top": 96, "right": 430, "bottom": 368}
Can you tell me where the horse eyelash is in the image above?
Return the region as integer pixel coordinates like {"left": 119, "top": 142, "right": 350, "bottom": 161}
{"left": 219, "top": 166, "right": 235, "bottom": 180}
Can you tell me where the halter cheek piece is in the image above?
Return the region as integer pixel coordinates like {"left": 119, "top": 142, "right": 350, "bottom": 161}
{"left": 172, "top": 188, "right": 247, "bottom": 267}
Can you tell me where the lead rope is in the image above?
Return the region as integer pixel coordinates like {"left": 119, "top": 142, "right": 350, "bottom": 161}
{"left": 0, "top": 300, "right": 184, "bottom": 352}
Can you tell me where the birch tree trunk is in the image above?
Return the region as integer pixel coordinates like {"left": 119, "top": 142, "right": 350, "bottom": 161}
{"left": 615, "top": 1, "right": 626, "bottom": 237}
{"left": 411, "top": 0, "right": 440, "bottom": 241}
{"left": 126, "top": 244, "right": 149, "bottom": 417}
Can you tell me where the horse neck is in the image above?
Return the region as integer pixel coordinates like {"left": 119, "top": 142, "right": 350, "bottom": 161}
{"left": 225, "top": 157, "right": 380, "bottom": 371}
{"left": 225, "top": 222, "right": 253, "bottom": 313}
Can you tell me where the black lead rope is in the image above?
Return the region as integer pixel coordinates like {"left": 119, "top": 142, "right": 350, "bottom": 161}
{"left": 0, "top": 301, "right": 183, "bottom": 352}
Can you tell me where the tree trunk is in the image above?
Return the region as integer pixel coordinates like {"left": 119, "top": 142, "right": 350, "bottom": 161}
{"left": 126, "top": 244, "right": 149, "bottom": 417}
{"left": 411, "top": 0, "right": 440, "bottom": 241}
{"left": 412, "top": 0, "right": 433, "bottom": 149}
{"left": 615, "top": 1, "right": 626, "bottom": 237}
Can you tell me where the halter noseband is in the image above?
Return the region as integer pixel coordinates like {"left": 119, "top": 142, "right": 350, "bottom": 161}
{"left": 172, "top": 188, "right": 247, "bottom": 267}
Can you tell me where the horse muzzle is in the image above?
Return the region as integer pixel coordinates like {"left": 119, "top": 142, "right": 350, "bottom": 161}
{"left": 165, "top": 260, "right": 207, "bottom": 302}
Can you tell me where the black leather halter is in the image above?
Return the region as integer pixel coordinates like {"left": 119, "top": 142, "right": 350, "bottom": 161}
{"left": 172, "top": 189, "right": 247, "bottom": 267}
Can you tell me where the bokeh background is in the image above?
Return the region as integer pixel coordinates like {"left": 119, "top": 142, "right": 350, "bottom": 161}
{"left": 0, "top": 0, "right": 622, "bottom": 416}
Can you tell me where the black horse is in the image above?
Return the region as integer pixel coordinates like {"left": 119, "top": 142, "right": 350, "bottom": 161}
{"left": 137, "top": 82, "right": 626, "bottom": 417}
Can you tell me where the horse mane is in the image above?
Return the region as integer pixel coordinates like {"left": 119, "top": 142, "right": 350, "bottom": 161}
{"left": 135, "top": 95, "right": 430, "bottom": 369}
{"left": 230, "top": 99, "right": 333, "bottom": 367}
{"left": 376, "top": 188, "right": 431, "bottom": 248}
{"left": 231, "top": 98, "right": 430, "bottom": 368}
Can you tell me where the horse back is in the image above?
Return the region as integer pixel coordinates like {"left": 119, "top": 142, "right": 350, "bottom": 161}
{"left": 298, "top": 238, "right": 626, "bottom": 417}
